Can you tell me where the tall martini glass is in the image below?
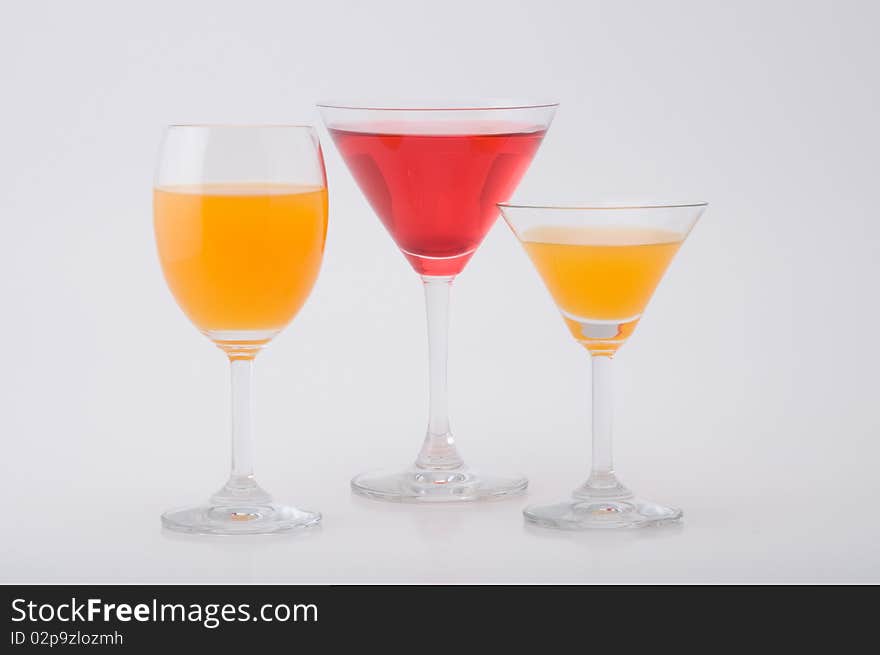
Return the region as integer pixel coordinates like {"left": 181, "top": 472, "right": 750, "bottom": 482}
{"left": 319, "top": 101, "right": 557, "bottom": 501}
{"left": 499, "top": 200, "right": 706, "bottom": 528}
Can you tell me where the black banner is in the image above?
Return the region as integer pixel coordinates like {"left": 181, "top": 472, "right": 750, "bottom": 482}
{"left": 0, "top": 585, "right": 864, "bottom": 649}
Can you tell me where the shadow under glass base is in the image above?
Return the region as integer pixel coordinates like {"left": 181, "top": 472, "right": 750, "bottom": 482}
{"left": 351, "top": 466, "right": 528, "bottom": 503}
{"left": 524, "top": 494, "right": 682, "bottom": 530}
{"left": 161, "top": 482, "right": 321, "bottom": 535}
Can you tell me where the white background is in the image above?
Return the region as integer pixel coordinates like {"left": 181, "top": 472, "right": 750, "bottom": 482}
{"left": 1, "top": 0, "right": 878, "bottom": 583}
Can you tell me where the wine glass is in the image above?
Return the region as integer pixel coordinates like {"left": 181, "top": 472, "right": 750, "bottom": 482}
{"left": 153, "top": 125, "right": 328, "bottom": 534}
{"left": 318, "top": 101, "right": 557, "bottom": 501}
{"left": 499, "top": 199, "right": 706, "bottom": 528}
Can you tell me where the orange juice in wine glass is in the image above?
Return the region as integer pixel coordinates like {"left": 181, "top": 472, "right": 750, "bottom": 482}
{"left": 154, "top": 183, "right": 327, "bottom": 357}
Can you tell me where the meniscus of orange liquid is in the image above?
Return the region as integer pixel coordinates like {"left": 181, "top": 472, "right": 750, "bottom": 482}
{"left": 154, "top": 183, "right": 328, "bottom": 355}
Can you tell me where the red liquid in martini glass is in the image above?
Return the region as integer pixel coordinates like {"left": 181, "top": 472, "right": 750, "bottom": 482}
{"left": 328, "top": 123, "right": 546, "bottom": 276}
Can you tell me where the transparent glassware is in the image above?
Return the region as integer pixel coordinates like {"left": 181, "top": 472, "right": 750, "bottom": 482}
{"left": 318, "top": 101, "right": 557, "bottom": 501}
{"left": 499, "top": 200, "right": 707, "bottom": 528}
{"left": 153, "top": 125, "right": 328, "bottom": 533}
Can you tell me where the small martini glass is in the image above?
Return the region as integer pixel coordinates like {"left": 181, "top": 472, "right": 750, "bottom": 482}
{"left": 499, "top": 199, "right": 706, "bottom": 528}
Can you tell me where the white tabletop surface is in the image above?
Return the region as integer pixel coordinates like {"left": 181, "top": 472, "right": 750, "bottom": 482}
{"left": 2, "top": 0, "right": 878, "bottom": 584}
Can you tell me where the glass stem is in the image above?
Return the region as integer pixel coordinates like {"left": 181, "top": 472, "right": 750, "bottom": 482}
{"left": 581, "top": 354, "right": 630, "bottom": 498}
{"left": 416, "top": 275, "right": 463, "bottom": 470}
{"left": 213, "top": 357, "right": 270, "bottom": 503}
{"left": 230, "top": 358, "right": 256, "bottom": 483}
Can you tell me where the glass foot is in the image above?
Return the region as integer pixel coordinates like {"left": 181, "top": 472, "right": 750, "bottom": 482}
{"left": 162, "top": 499, "right": 321, "bottom": 535}
{"left": 351, "top": 467, "right": 527, "bottom": 502}
{"left": 524, "top": 495, "right": 682, "bottom": 530}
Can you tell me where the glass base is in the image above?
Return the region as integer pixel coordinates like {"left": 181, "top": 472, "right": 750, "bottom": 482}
{"left": 524, "top": 494, "right": 682, "bottom": 530}
{"left": 162, "top": 503, "right": 321, "bottom": 535}
{"left": 351, "top": 466, "right": 527, "bottom": 503}
{"left": 162, "top": 481, "right": 321, "bottom": 535}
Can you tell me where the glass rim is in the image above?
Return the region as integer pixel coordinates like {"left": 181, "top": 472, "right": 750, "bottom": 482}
{"left": 498, "top": 199, "right": 709, "bottom": 210}
{"left": 315, "top": 99, "right": 560, "bottom": 111}
{"left": 166, "top": 123, "right": 317, "bottom": 129}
